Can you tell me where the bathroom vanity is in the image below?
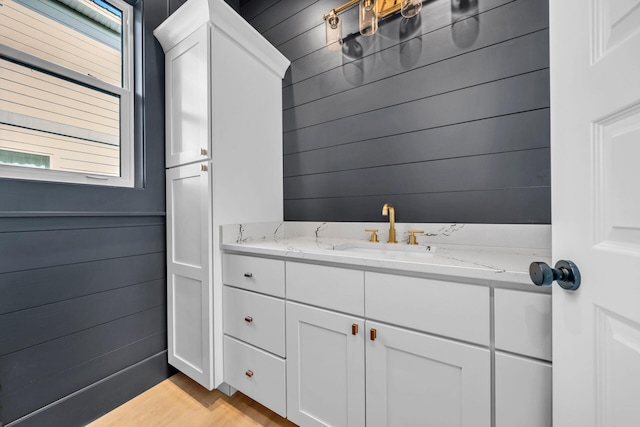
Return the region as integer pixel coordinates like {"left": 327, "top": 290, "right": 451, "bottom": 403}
{"left": 220, "top": 222, "right": 552, "bottom": 427}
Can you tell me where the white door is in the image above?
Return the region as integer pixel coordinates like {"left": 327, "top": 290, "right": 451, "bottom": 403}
{"left": 365, "top": 321, "right": 490, "bottom": 427}
{"left": 164, "top": 25, "right": 210, "bottom": 168}
{"left": 286, "top": 301, "right": 365, "bottom": 427}
{"left": 166, "top": 162, "right": 213, "bottom": 389}
{"left": 550, "top": 0, "right": 640, "bottom": 425}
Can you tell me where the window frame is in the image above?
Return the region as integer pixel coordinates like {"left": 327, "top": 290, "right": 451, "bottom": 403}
{"left": 0, "top": 0, "right": 134, "bottom": 188}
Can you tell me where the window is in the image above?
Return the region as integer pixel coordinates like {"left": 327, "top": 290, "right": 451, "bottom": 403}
{"left": 0, "top": 0, "right": 134, "bottom": 187}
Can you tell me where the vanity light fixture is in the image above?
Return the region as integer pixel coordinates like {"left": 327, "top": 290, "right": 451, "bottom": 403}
{"left": 323, "top": 0, "right": 423, "bottom": 50}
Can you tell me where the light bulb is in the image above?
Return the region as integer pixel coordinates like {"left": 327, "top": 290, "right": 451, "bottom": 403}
{"left": 359, "top": 0, "right": 378, "bottom": 36}
{"left": 401, "top": 0, "right": 422, "bottom": 18}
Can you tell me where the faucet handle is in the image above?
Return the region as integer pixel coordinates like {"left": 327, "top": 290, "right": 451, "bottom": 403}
{"left": 365, "top": 229, "right": 379, "bottom": 243}
{"left": 407, "top": 230, "right": 424, "bottom": 245}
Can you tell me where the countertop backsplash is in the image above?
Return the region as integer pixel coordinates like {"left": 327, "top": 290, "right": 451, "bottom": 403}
{"left": 220, "top": 222, "right": 551, "bottom": 286}
{"left": 221, "top": 221, "right": 550, "bottom": 250}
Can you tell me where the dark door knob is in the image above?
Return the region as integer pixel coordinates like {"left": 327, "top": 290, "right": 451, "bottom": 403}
{"left": 529, "top": 260, "right": 581, "bottom": 291}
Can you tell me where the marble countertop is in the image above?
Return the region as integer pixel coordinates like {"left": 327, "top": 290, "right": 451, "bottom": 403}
{"left": 220, "top": 222, "right": 552, "bottom": 286}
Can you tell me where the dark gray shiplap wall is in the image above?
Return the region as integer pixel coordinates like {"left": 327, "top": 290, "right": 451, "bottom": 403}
{"left": 0, "top": 0, "right": 174, "bottom": 425}
{"left": 241, "top": 0, "right": 551, "bottom": 223}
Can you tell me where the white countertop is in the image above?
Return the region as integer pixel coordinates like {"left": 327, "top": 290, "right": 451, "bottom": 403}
{"left": 220, "top": 222, "right": 552, "bottom": 286}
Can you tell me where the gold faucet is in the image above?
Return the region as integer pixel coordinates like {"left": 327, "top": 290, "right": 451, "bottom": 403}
{"left": 381, "top": 203, "right": 397, "bottom": 243}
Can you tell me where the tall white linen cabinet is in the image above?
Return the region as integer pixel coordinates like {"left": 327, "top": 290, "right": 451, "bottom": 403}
{"left": 154, "top": 0, "right": 289, "bottom": 390}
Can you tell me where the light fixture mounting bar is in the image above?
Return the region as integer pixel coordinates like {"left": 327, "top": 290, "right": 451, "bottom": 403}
{"left": 323, "top": 0, "right": 359, "bottom": 20}
{"left": 323, "top": 0, "right": 403, "bottom": 20}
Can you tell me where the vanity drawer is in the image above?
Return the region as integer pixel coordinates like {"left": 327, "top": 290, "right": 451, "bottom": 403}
{"left": 223, "top": 254, "right": 285, "bottom": 297}
{"left": 223, "top": 335, "right": 286, "bottom": 418}
{"left": 223, "top": 286, "right": 285, "bottom": 357}
{"left": 286, "top": 261, "right": 364, "bottom": 316}
{"left": 365, "top": 272, "right": 490, "bottom": 345}
{"left": 494, "top": 289, "right": 551, "bottom": 360}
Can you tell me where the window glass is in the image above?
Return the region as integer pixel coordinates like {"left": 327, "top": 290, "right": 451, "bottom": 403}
{"left": 0, "top": 148, "right": 50, "bottom": 168}
{"left": 0, "top": 0, "right": 133, "bottom": 186}
{"left": 0, "top": 0, "right": 123, "bottom": 87}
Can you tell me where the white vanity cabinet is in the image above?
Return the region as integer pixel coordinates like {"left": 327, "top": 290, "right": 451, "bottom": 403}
{"left": 365, "top": 272, "right": 490, "bottom": 345}
{"left": 285, "top": 264, "right": 366, "bottom": 427}
{"left": 166, "top": 162, "right": 212, "bottom": 388}
{"left": 155, "top": 0, "right": 289, "bottom": 391}
{"left": 220, "top": 251, "right": 551, "bottom": 426}
{"left": 366, "top": 321, "right": 490, "bottom": 427}
{"left": 494, "top": 289, "right": 552, "bottom": 427}
{"left": 163, "top": 24, "right": 210, "bottom": 168}
{"left": 286, "top": 302, "right": 366, "bottom": 427}
{"left": 365, "top": 272, "right": 491, "bottom": 427}
{"left": 285, "top": 264, "right": 490, "bottom": 427}
{"left": 222, "top": 254, "right": 287, "bottom": 417}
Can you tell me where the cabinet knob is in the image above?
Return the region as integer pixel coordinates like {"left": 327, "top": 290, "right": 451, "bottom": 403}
{"left": 245, "top": 370, "right": 254, "bottom": 378}
{"left": 408, "top": 230, "right": 424, "bottom": 245}
{"left": 352, "top": 323, "right": 359, "bottom": 335}
{"left": 244, "top": 316, "right": 253, "bottom": 324}
{"left": 200, "top": 148, "right": 208, "bottom": 156}
{"left": 364, "top": 229, "right": 379, "bottom": 243}
{"left": 244, "top": 272, "right": 253, "bottom": 278}
{"left": 200, "top": 164, "right": 208, "bottom": 172}
{"left": 370, "top": 328, "right": 377, "bottom": 341}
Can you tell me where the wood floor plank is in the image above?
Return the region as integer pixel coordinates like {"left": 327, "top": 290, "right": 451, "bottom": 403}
{"left": 88, "top": 373, "right": 297, "bottom": 427}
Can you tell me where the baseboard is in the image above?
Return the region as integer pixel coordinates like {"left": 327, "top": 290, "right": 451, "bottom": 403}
{"left": 6, "top": 351, "right": 173, "bottom": 427}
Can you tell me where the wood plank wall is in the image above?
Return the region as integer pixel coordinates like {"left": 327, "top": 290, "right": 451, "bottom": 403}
{"left": 0, "top": 0, "right": 175, "bottom": 425}
{"left": 240, "top": 0, "right": 551, "bottom": 223}
{"left": 0, "top": 217, "right": 168, "bottom": 425}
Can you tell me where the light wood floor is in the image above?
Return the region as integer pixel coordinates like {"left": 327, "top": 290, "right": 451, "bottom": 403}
{"left": 88, "top": 373, "right": 297, "bottom": 427}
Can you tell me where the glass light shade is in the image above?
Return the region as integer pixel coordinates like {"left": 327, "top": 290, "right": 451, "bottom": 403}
{"left": 401, "top": 0, "right": 422, "bottom": 18}
{"left": 325, "top": 12, "right": 342, "bottom": 50}
{"left": 359, "top": 0, "right": 378, "bottom": 36}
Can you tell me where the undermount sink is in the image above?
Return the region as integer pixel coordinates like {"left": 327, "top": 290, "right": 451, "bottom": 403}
{"left": 333, "top": 242, "right": 437, "bottom": 256}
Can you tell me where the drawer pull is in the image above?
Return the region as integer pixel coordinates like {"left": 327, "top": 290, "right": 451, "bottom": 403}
{"left": 370, "top": 328, "right": 377, "bottom": 341}
{"left": 352, "top": 323, "right": 359, "bottom": 335}
{"left": 245, "top": 370, "right": 254, "bottom": 378}
{"left": 244, "top": 316, "right": 253, "bottom": 324}
{"left": 244, "top": 272, "right": 253, "bottom": 278}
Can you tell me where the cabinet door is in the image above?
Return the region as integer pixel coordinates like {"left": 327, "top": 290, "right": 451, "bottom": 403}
{"left": 495, "top": 352, "right": 551, "bottom": 427}
{"left": 286, "top": 302, "right": 365, "bottom": 427}
{"left": 165, "top": 25, "right": 210, "bottom": 168}
{"left": 166, "top": 162, "right": 213, "bottom": 389}
{"left": 366, "top": 321, "right": 490, "bottom": 427}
